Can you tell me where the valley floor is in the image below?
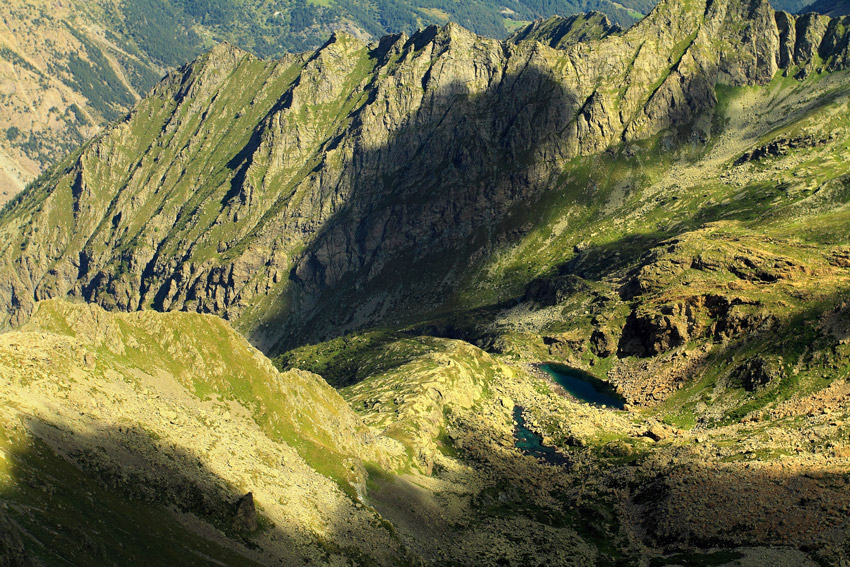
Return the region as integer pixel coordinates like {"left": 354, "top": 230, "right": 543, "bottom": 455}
{"left": 2, "top": 301, "right": 850, "bottom": 566}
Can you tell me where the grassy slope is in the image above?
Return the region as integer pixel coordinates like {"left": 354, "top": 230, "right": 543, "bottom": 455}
{"left": 0, "top": 299, "right": 418, "bottom": 565}
{"left": 24, "top": 299, "right": 390, "bottom": 493}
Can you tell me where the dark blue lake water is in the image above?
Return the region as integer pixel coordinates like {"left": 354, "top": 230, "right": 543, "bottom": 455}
{"left": 539, "top": 364, "right": 625, "bottom": 409}
{"left": 512, "top": 405, "right": 570, "bottom": 467}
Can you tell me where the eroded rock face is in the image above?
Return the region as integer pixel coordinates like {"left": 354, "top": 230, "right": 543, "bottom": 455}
{"left": 777, "top": 11, "right": 850, "bottom": 76}
{"left": 0, "top": 0, "right": 848, "bottom": 354}
{"left": 618, "top": 302, "right": 702, "bottom": 358}
{"left": 590, "top": 327, "right": 617, "bottom": 357}
{"left": 734, "top": 134, "right": 828, "bottom": 164}
{"left": 733, "top": 355, "right": 785, "bottom": 391}
{"left": 617, "top": 292, "right": 781, "bottom": 359}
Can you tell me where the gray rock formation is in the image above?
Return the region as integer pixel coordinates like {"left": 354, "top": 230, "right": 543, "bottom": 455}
{"left": 233, "top": 492, "right": 258, "bottom": 532}
{"left": 733, "top": 355, "right": 786, "bottom": 391}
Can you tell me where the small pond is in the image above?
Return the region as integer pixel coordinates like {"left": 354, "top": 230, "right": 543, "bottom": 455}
{"left": 539, "top": 363, "right": 625, "bottom": 409}
{"left": 512, "top": 405, "right": 570, "bottom": 467}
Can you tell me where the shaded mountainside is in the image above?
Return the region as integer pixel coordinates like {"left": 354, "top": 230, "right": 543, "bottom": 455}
{"left": 0, "top": 299, "right": 608, "bottom": 566}
{"left": 2, "top": 0, "right": 850, "bottom": 356}
{"left": 0, "top": 0, "right": 661, "bottom": 200}
{"left": 800, "top": 0, "right": 850, "bottom": 16}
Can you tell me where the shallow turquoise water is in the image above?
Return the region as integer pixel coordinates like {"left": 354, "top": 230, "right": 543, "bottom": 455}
{"left": 539, "top": 364, "right": 625, "bottom": 409}
{"left": 512, "top": 405, "right": 569, "bottom": 467}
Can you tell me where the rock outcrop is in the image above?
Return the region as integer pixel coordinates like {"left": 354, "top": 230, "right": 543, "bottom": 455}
{"left": 733, "top": 355, "right": 786, "bottom": 391}
{"left": 233, "top": 492, "right": 259, "bottom": 532}
{"left": 776, "top": 10, "right": 850, "bottom": 75}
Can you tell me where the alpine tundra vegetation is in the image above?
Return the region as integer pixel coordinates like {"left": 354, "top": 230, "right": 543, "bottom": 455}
{"left": 3, "top": 0, "right": 850, "bottom": 565}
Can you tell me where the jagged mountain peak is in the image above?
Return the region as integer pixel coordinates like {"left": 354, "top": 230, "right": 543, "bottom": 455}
{"left": 508, "top": 12, "right": 623, "bottom": 48}
{"left": 206, "top": 40, "right": 251, "bottom": 58}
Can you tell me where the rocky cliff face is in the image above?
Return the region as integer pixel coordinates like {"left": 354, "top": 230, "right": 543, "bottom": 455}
{"left": 1, "top": 0, "right": 849, "bottom": 357}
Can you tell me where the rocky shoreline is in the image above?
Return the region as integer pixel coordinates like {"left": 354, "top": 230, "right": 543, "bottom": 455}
{"left": 521, "top": 361, "right": 631, "bottom": 411}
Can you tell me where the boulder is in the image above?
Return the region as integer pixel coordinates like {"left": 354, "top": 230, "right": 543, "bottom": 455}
{"left": 233, "top": 492, "right": 258, "bottom": 532}
{"left": 590, "top": 327, "right": 617, "bottom": 358}
{"left": 733, "top": 356, "right": 785, "bottom": 391}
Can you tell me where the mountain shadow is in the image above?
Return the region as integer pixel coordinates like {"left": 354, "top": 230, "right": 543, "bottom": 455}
{"left": 2, "top": 418, "right": 295, "bottom": 566}
{"left": 0, "top": 416, "right": 411, "bottom": 566}
{"left": 262, "top": 55, "right": 585, "bottom": 352}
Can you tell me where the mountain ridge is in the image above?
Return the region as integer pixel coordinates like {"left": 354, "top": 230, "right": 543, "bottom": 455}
{"left": 0, "top": 0, "right": 837, "bottom": 201}
{"left": 0, "top": 0, "right": 664, "bottom": 201}
{"left": 1, "top": 0, "right": 848, "bottom": 352}
{"left": 1, "top": 0, "right": 850, "bottom": 424}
